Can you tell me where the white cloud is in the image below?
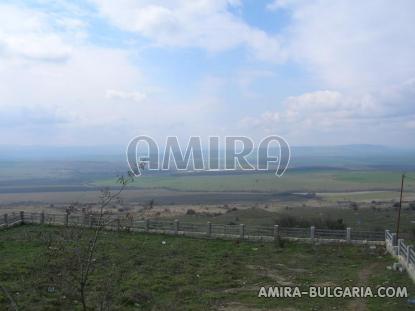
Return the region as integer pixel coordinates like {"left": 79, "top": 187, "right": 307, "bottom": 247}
{"left": 266, "top": 0, "right": 293, "bottom": 11}
{"left": 1, "top": 1, "right": 415, "bottom": 146}
{"left": 88, "top": 0, "right": 285, "bottom": 63}
{"left": 0, "top": 2, "right": 232, "bottom": 144}
{"left": 241, "top": 0, "right": 415, "bottom": 145}
{"left": 0, "top": 3, "right": 193, "bottom": 144}
{"left": 278, "top": 0, "right": 415, "bottom": 91}
{"left": 0, "top": 4, "right": 77, "bottom": 62}
{"left": 241, "top": 78, "right": 415, "bottom": 143}
{"left": 106, "top": 89, "right": 147, "bottom": 102}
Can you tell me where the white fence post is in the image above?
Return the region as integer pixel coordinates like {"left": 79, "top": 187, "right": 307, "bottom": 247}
{"left": 398, "top": 239, "right": 404, "bottom": 256}
{"left": 407, "top": 246, "right": 412, "bottom": 264}
{"left": 310, "top": 226, "right": 315, "bottom": 241}
{"left": 174, "top": 219, "right": 179, "bottom": 235}
{"left": 273, "top": 225, "right": 279, "bottom": 241}
{"left": 391, "top": 233, "right": 397, "bottom": 246}
{"left": 346, "top": 227, "right": 351, "bottom": 243}
{"left": 207, "top": 222, "right": 212, "bottom": 237}
{"left": 240, "top": 224, "right": 245, "bottom": 239}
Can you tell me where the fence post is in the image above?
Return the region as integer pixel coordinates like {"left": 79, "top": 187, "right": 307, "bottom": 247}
{"left": 273, "top": 225, "right": 279, "bottom": 241}
{"left": 346, "top": 227, "right": 351, "bottom": 243}
{"left": 239, "top": 224, "right": 245, "bottom": 239}
{"left": 4, "top": 214, "right": 8, "bottom": 227}
{"left": 385, "top": 230, "right": 390, "bottom": 241}
{"left": 398, "top": 239, "right": 404, "bottom": 256}
{"left": 82, "top": 212, "right": 87, "bottom": 227}
{"left": 310, "top": 226, "right": 315, "bottom": 241}
{"left": 207, "top": 221, "right": 212, "bottom": 237}
{"left": 40, "top": 212, "right": 45, "bottom": 225}
{"left": 391, "top": 233, "right": 397, "bottom": 246}
{"left": 407, "top": 246, "right": 412, "bottom": 264}
{"left": 20, "top": 211, "right": 24, "bottom": 224}
{"left": 65, "top": 212, "right": 69, "bottom": 226}
{"left": 145, "top": 219, "right": 150, "bottom": 232}
{"left": 174, "top": 219, "right": 179, "bottom": 235}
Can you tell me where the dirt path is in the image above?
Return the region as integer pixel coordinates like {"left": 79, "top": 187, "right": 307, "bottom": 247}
{"left": 346, "top": 262, "right": 381, "bottom": 311}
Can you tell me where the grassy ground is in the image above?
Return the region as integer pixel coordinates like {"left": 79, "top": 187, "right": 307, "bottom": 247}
{"left": 1, "top": 225, "right": 415, "bottom": 310}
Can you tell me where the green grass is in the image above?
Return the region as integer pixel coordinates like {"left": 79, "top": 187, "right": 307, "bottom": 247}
{"left": 94, "top": 170, "right": 415, "bottom": 193}
{"left": 1, "top": 225, "right": 415, "bottom": 310}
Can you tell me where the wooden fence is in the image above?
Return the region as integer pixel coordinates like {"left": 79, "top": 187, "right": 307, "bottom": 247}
{"left": 0, "top": 211, "right": 385, "bottom": 245}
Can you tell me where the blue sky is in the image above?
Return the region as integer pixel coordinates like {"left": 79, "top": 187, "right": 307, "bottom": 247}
{"left": 0, "top": 0, "right": 414, "bottom": 146}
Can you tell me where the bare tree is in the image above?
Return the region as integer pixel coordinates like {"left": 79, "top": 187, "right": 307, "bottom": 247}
{"left": 44, "top": 173, "right": 134, "bottom": 310}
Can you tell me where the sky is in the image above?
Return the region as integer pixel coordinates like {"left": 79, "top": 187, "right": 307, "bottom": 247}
{"left": 0, "top": 0, "right": 414, "bottom": 147}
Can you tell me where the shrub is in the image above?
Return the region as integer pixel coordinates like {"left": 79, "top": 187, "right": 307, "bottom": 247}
{"left": 226, "top": 207, "right": 238, "bottom": 213}
{"left": 276, "top": 215, "right": 346, "bottom": 229}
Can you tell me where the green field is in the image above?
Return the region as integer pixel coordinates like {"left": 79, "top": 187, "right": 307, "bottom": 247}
{"left": 94, "top": 170, "right": 415, "bottom": 194}
{"left": 1, "top": 225, "right": 415, "bottom": 310}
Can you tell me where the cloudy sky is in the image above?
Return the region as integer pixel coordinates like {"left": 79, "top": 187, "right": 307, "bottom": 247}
{"left": 0, "top": 0, "right": 414, "bottom": 146}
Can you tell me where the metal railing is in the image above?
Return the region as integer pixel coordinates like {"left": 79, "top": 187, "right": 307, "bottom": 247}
{"left": 385, "top": 230, "right": 415, "bottom": 283}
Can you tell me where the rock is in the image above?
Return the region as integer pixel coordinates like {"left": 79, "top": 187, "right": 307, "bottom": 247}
{"left": 392, "top": 262, "right": 402, "bottom": 271}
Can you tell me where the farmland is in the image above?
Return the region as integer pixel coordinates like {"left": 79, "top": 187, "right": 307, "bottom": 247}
{"left": 94, "top": 170, "right": 415, "bottom": 194}
{"left": 0, "top": 145, "right": 414, "bottom": 242}
{"left": 1, "top": 163, "right": 415, "bottom": 239}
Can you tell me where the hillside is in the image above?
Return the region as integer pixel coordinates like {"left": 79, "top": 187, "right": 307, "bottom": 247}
{"left": 0, "top": 225, "right": 414, "bottom": 310}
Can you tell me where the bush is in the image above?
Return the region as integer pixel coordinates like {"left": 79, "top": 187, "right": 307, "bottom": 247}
{"left": 350, "top": 202, "right": 359, "bottom": 210}
{"left": 277, "top": 215, "right": 311, "bottom": 228}
{"left": 324, "top": 218, "right": 346, "bottom": 230}
{"left": 276, "top": 215, "right": 346, "bottom": 229}
{"left": 186, "top": 209, "right": 196, "bottom": 215}
{"left": 225, "top": 207, "right": 238, "bottom": 214}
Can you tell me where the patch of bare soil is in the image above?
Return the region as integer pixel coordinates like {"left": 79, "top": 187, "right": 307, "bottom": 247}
{"left": 346, "top": 262, "right": 382, "bottom": 311}
{"left": 218, "top": 302, "right": 300, "bottom": 311}
{"left": 245, "top": 264, "right": 295, "bottom": 286}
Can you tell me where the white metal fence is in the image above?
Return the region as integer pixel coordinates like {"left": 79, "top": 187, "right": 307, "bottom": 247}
{"left": 0, "top": 211, "right": 386, "bottom": 245}
{"left": 385, "top": 230, "right": 415, "bottom": 282}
